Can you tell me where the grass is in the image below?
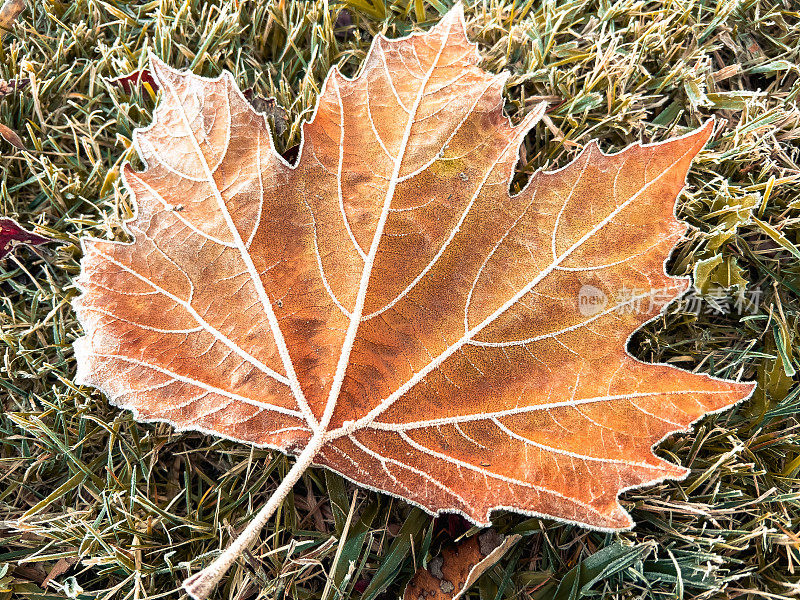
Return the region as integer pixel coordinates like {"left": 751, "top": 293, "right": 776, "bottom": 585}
{"left": 0, "top": 0, "right": 799, "bottom": 598}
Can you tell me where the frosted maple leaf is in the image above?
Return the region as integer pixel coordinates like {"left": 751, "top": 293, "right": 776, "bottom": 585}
{"left": 72, "top": 6, "right": 754, "bottom": 597}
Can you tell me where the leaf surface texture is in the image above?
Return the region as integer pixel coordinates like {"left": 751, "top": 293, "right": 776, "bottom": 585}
{"left": 73, "top": 6, "right": 754, "bottom": 529}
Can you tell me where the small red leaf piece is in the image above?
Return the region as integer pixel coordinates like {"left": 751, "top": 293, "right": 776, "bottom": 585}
{"left": 109, "top": 69, "right": 159, "bottom": 94}
{"left": 72, "top": 4, "right": 755, "bottom": 597}
{"left": 0, "top": 217, "right": 49, "bottom": 259}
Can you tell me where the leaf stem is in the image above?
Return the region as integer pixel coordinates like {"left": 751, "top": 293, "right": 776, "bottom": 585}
{"left": 181, "top": 16, "right": 458, "bottom": 600}
{"left": 181, "top": 433, "right": 325, "bottom": 600}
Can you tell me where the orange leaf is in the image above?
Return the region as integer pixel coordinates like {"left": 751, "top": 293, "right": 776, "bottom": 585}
{"left": 72, "top": 4, "right": 754, "bottom": 597}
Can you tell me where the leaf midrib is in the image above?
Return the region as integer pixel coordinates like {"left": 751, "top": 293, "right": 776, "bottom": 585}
{"left": 158, "top": 67, "right": 318, "bottom": 429}
{"left": 316, "top": 20, "right": 457, "bottom": 438}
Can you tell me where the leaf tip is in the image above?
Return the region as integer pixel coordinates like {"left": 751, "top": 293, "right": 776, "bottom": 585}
{"left": 146, "top": 51, "right": 181, "bottom": 93}
{"left": 433, "top": 0, "right": 474, "bottom": 55}
{"left": 695, "top": 117, "right": 716, "bottom": 147}
{"left": 146, "top": 48, "right": 165, "bottom": 69}
{"left": 611, "top": 508, "right": 635, "bottom": 531}
{"left": 441, "top": 1, "right": 466, "bottom": 27}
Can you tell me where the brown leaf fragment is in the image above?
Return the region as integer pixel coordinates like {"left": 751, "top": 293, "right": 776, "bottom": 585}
{"left": 242, "top": 89, "right": 289, "bottom": 136}
{"left": 404, "top": 531, "right": 520, "bottom": 600}
{"left": 0, "top": 217, "right": 50, "bottom": 259}
{"left": 0, "top": 122, "right": 25, "bottom": 150}
{"left": 281, "top": 144, "right": 300, "bottom": 164}
{"left": 41, "top": 557, "right": 77, "bottom": 589}
{"left": 72, "top": 5, "right": 756, "bottom": 597}
{"left": 0, "top": 0, "right": 24, "bottom": 37}
{"left": 11, "top": 563, "right": 48, "bottom": 586}
{"left": 0, "top": 78, "right": 29, "bottom": 100}
{"left": 334, "top": 9, "right": 354, "bottom": 40}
